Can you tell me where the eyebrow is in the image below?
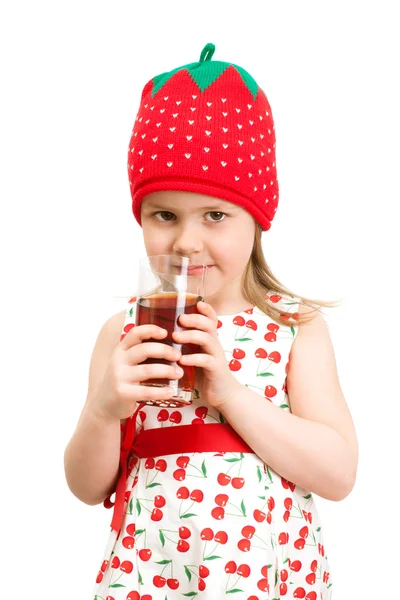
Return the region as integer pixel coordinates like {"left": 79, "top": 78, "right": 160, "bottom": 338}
{"left": 143, "top": 203, "right": 239, "bottom": 212}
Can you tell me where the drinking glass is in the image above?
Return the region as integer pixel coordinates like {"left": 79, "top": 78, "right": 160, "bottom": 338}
{"left": 136, "top": 255, "right": 208, "bottom": 407}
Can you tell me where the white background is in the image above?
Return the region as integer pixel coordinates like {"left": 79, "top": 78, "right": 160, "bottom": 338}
{"left": 1, "top": 1, "right": 398, "bottom": 598}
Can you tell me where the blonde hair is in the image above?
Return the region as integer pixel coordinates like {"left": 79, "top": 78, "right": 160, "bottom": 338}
{"left": 242, "top": 223, "right": 342, "bottom": 327}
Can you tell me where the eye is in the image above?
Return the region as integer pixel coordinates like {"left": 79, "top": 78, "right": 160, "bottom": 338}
{"left": 153, "top": 211, "right": 175, "bottom": 221}
{"left": 152, "top": 211, "right": 226, "bottom": 223}
{"left": 206, "top": 211, "right": 226, "bottom": 222}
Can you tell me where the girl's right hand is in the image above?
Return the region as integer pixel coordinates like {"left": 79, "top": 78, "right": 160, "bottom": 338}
{"left": 91, "top": 325, "right": 183, "bottom": 422}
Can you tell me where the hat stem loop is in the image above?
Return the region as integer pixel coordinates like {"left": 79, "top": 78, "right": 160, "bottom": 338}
{"left": 199, "top": 42, "right": 215, "bottom": 63}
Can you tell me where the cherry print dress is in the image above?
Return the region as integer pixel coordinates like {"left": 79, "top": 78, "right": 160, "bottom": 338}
{"left": 92, "top": 293, "right": 333, "bottom": 600}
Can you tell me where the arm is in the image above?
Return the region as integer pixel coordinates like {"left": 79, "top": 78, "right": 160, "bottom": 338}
{"left": 64, "top": 310, "right": 126, "bottom": 506}
{"left": 219, "top": 306, "right": 359, "bottom": 502}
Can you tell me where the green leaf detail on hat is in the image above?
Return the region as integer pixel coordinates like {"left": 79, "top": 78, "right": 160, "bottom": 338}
{"left": 151, "top": 43, "right": 260, "bottom": 101}
{"left": 231, "top": 64, "right": 259, "bottom": 101}
{"left": 152, "top": 61, "right": 230, "bottom": 95}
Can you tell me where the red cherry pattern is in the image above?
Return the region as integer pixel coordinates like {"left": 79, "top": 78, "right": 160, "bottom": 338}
{"left": 214, "top": 530, "right": 228, "bottom": 544}
{"left": 155, "top": 459, "right": 167, "bottom": 472}
{"left": 199, "top": 564, "right": 210, "bottom": 578}
{"left": 176, "top": 486, "right": 190, "bottom": 499}
{"left": 255, "top": 347, "right": 267, "bottom": 359}
{"left": 157, "top": 409, "right": 169, "bottom": 422}
{"left": 217, "top": 472, "right": 231, "bottom": 486}
{"left": 217, "top": 459, "right": 246, "bottom": 490}
{"left": 177, "top": 539, "right": 190, "bottom": 552}
{"left": 233, "top": 347, "right": 246, "bottom": 359}
{"left": 195, "top": 405, "right": 208, "bottom": 419}
{"left": 200, "top": 527, "right": 214, "bottom": 541}
{"left": 95, "top": 294, "right": 332, "bottom": 597}
{"left": 224, "top": 560, "right": 253, "bottom": 593}
{"left": 191, "top": 405, "right": 208, "bottom": 425}
{"left": 232, "top": 315, "right": 245, "bottom": 326}
{"left": 173, "top": 453, "right": 190, "bottom": 481}
{"left": 179, "top": 526, "right": 191, "bottom": 539}
{"left": 138, "top": 548, "right": 152, "bottom": 562}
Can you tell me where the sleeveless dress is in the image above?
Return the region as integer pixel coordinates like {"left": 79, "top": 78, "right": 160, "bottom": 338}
{"left": 92, "top": 293, "right": 333, "bottom": 600}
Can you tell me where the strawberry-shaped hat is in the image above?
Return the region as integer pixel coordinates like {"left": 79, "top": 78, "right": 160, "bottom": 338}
{"left": 128, "top": 42, "right": 279, "bottom": 231}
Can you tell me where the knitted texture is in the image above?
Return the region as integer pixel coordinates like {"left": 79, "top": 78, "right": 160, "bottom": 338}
{"left": 127, "top": 43, "right": 279, "bottom": 231}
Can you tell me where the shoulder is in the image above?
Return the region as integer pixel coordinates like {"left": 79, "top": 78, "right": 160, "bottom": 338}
{"left": 98, "top": 308, "right": 127, "bottom": 356}
{"left": 287, "top": 301, "right": 338, "bottom": 410}
{"left": 93, "top": 308, "right": 127, "bottom": 352}
{"left": 290, "top": 303, "right": 330, "bottom": 362}
{"left": 86, "top": 309, "right": 126, "bottom": 398}
{"left": 104, "top": 309, "right": 127, "bottom": 338}
{"left": 297, "top": 301, "right": 327, "bottom": 328}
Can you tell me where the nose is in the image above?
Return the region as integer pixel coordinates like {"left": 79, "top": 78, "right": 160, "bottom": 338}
{"left": 172, "top": 225, "right": 203, "bottom": 255}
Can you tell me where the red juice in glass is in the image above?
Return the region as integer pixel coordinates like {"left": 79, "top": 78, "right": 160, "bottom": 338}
{"left": 136, "top": 291, "right": 202, "bottom": 396}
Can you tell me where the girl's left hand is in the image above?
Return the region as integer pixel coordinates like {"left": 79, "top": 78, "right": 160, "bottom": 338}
{"left": 173, "top": 301, "right": 242, "bottom": 409}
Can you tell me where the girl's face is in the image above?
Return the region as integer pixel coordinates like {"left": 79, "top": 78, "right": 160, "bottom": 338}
{"left": 140, "top": 191, "right": 256, "bottom": 310}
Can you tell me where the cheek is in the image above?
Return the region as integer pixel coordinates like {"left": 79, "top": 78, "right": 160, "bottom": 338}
{"left": 142, "top": 225, "right": 169, "bottom": 254}
{"left": 214, "top": 233, "right": 253, "bottom": 267}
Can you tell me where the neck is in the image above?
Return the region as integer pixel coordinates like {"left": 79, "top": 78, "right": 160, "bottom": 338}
{"left": 205, "top": 278, "right": 250, "bottom": 316}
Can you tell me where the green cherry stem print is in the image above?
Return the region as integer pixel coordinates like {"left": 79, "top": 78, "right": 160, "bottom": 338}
{"left": 153, "top": 558, "right": 181, "bottom": 590}
{"left": 178, "top": 488, "right": 204, "bottom": 518}
{"left": 107, "top": 555, "right": 134, "bottom": 587}
{"left": 237, "top": 524, "right": 270, "bottom": 552}
{"left": 212, "top": 493, "right": 247, "bottom": 519}
{"left": 159, "top": 527, "right": 192, "bottom": 554}
{"left": 255, "top": 462, "right": 273, "bottom": 487}
{"left": 143, "top": 457, "right": 167, "bottom": 488}
{"left": 184, "top": 563, "right": 211, "bottom": 592}
{"left": 200, "top": 528, "right": 228, "bottom": 560}
{"left": 135, "top": 495, "right": 166, "bottom": 522}
{"left": 173, "top": 456, "right": 208, "bottom": 481}
{"left": 185, "top": 461, "right": 208, "bottom": 478}
{"left": 133, "top": 528, "right": 153, "bottom": 562}
{"left": 256, "top": 350, "right": 281, "bottom": 376}
{"left": 223, "top": 560, "right": 252, "bottom": 594}
{"left": 232, "top": 315, "right": 257, "bottom": 341}
{"left": 282, "top": 497, "right": 304, "bottom": 522}
{"left": 144, "top": 468, "right": 160, "bottom": 489}
{"left": 217, "top": 451, "right": 246, "bottom": 486}
{"left": 264, "top": 321, "right": 295, "bottom": 343}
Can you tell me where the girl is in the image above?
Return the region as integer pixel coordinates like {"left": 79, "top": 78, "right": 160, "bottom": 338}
{"left": 64, "top": 43, "right": 358, "bottom": 599}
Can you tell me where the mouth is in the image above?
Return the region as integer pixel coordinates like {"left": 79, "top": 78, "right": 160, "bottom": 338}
{"left": 187, "top": 265, "right": 214, "bottom": 274}
{"left": 175, "top": 264, "right": 214, "bottom": 273}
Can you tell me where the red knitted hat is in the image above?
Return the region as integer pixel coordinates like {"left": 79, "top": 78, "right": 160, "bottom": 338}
{"left": 127, "top": 43, "right": 279, "bottom": 231}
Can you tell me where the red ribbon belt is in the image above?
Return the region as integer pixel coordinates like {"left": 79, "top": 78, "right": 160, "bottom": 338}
{"left": 104, "top": 404, "right": 255, "bottom": 534}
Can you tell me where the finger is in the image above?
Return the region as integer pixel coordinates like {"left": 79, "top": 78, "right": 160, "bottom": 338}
{"left": 132, "top": 361, "right": 184, "bottom": 384}
{"left": 127, "top": 381, "right": 177, "bottom": 402}
{"left": 173, "top": 329, "right": 217, "bottom": 355}
{"left": 197, "top": 301, "right": 218, "bottom": 324}
{"left": 127, "top": 341, "right": 181, "bottom": 365}
{"left": 120, "top": 324, "right": 168, "bottom": 351}
{"left": 179, "top": 353, "right": 216, "bottom": 371}
{"left": 178, "top": 312, "right": 216, "bottom": 334}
